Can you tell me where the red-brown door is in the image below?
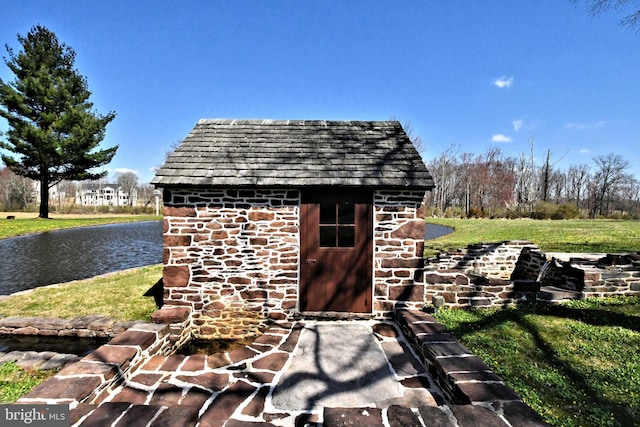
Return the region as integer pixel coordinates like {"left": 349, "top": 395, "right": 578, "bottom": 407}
{"left": 300, "top": 190, "right": 373, "bottom": 313}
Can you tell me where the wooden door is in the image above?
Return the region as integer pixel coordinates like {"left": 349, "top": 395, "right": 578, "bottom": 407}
{"left": 300, "top": 190, "right": 372, "bottom": 313}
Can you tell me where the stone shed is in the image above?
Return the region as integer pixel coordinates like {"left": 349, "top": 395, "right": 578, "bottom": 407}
{"left": 151, "top": 119, "right": 435, "bottom": 339}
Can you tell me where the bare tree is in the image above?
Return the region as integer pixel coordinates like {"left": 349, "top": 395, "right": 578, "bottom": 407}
{"left": 0, "top": 166, "right": 35, "bottom": 210}
{"left": 590, "top": 154, "right": 632, "bottom": 217}
{"left": 578, "top": 0, "right": 640, "bottom": 29}
{"left": 567, "top": 164, "right": 591, "bottom": 208}
{"left": 115, "top": 171, "right": 139, "bottom": 206}
{"left": 427, "top": 145, "right": 460, "bottom": 214}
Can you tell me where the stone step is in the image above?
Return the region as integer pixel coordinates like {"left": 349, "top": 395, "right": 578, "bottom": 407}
{"left": 537, "top": 286, "right": 582, "bottom": 302}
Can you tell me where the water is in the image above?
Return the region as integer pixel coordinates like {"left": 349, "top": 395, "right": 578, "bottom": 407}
{"left": 425, "top": 223, "right": 453, "bottom": 240}
{"left": 0, "top": 221, "right": 163, "bottom": 295}
{"left": 0, "top": 221, "right": 449, "bottom": 296}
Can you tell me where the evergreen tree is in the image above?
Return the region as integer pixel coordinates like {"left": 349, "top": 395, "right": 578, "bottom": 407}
{"left": 0, "top": 25, "right": 117, "bottom": 218}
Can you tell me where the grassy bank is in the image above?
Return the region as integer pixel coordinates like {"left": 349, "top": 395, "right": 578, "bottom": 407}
{"left": 0, "top": 213, "right": 160, "bottom": 240}
{"left": 0, "top": 266, "right": 161, "bottom": 403}
{"left": 437, "top": 297, "right": 640, "bottom": 427}
{"left": 425, "top": 218, "right": 640, "bottom": 255}
{"left": 0, "top": 265, "right": 161, "bottom": 321}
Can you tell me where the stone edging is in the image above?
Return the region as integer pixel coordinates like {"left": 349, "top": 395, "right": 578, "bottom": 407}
{"left": 394, "top": 309, "right": 547, "bottom": 425}
{"left": 0, "top": 315, "right": 138, "bottom": 338}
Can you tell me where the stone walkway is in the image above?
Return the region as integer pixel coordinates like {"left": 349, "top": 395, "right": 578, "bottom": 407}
{"left": 68, "top": 320, "right": 448, "bottom": 426}
{"left": 17, "top": 312, "right": 548, "bottom": 426}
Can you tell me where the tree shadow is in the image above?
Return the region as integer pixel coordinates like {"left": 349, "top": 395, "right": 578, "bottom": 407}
{"left": 445, "top": 303, "right": 640, "bottom": 425}
{"left": 271, "top": 323, "right": 401, "bottom": 410}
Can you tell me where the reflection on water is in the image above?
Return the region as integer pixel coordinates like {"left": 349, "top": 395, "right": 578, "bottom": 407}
{"left": 0, "top": 221, "right": 163, "bottom": 295}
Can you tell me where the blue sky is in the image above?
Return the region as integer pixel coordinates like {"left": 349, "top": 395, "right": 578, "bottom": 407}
{"left": 1, "top": 1, "right": 638, "bottom": 183}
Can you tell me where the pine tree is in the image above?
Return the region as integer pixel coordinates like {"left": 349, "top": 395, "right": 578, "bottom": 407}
{"left": 0, "top": 25, "right": 117, "bottom": 218}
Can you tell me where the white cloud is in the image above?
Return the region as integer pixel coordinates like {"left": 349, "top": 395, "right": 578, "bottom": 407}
{"left": 491, "top": 134, "right": 512, "bottom": 143}
{"left": 579, "top": 148, "right": 591, "bottom": 154}
{"left": 113, "top": 168, "right": 139, "bottom": 176}
{"left": 493, "top": 76, "right": 514, "bottom": 88}
{"left": 512, "top": 119, "right": 523, "bottom": 132}
{"left": 564, "top": 121, "right": 607, "bottom": 130}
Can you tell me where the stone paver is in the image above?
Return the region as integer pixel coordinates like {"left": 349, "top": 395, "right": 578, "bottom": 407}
{"left": 16, "top": 313, "right": 548, "bottom": 426}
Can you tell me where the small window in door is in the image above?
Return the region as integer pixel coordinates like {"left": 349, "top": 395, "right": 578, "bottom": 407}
{"left": 319, "top": 202, "right": 355, "bottom": 247}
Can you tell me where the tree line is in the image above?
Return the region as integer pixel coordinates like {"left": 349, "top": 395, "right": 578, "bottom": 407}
{"left": 424, "top": 141, "right": 639, "bottom": 219}
{"left": 0, "top": 167, "right": 157, "bottom": 213}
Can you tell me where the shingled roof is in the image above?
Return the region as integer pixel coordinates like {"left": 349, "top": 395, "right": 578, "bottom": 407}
{"left": 151, "top": 119, "right": 435, "bottom": 189}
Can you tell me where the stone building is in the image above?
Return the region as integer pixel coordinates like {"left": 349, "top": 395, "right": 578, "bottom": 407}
{"left": 151, "top": 119, "right": 435, "bottom": 338}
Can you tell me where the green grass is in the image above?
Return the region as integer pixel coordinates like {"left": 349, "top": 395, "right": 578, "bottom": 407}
{"left": 0, "top": 215, "right": 159, "bottom": 240}
{"left": 436, "top": 297, "right": 640, "bottom": 427}
{"left": 425, "top": 218, "right": 640, "bottom": 255}
{"left": 0, "top": 265, "right": 161, "bottom": 321}
{"left": 0, "top": 361, "right": 56, "bottom": 403}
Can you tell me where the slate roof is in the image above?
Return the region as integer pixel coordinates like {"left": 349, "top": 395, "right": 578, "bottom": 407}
{"left": 151, "top": 119, "right": 435, "bottom": 189}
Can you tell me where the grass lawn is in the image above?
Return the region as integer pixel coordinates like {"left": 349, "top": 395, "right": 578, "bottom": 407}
{"left": 0, "top": 361, "right": 55, "bottom": 403}
{"left": 425, "top": 218, "right": 640, "bottom": 255}
{"left": 437, "top": 297, "right": 640, "bottom": 427}
{"left": 0, "top": 214, "right": 160, "bottom": 240}
{"left": 0, "top": 265, "right": 161, "bottom": 321}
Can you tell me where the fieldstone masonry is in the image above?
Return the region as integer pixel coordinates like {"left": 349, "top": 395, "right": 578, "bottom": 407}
{"left": 162, "top": 188, "right": 300, "bottom": 340}
{"left": 423, "top": 241, "right": 640, "bottom": 307}
{"left": 161, "top": 187, "right": 430, "bottom": 341}
{"left": 373, "top": 191, "right": 427, "bottom": 314}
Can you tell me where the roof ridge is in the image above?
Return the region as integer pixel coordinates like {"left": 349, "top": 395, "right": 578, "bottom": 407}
{"left": 196, "top": 119, "right": 400, "bottom": 126}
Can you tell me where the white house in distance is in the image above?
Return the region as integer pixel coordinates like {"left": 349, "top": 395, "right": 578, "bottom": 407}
{"left": 75, "top": 183, "right": 137, "bottom": 207}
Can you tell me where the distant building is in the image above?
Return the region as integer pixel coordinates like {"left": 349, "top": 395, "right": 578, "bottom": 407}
{"left": 75, "top": 183, "right": 137, "bottom": 207}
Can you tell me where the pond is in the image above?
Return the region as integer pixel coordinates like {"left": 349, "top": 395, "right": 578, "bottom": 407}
{"left": 0, "top": 221, "right": 163, "bottom": 295}
{"left": 0, "top": 220, "right": 450, "bottom": 296}
{"left": 425, "top": 223, "right": 453, "bottom": 240}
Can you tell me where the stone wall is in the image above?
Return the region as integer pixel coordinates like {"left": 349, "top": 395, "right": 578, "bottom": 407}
{"left": 425, "top": 240, "right": 539, "bottom": 280}
{"left": 373, "top": 191, "right": 428, "bottom": 314}
{"left": 162, "top": 188, "right": 300, "bottom": 340}
{"left": 423, "top": 241, "right": 640, "bottom": 308}
{"left": 422, "top": 241, "right": 540, "bottom": 308}
{"left": 161, "top": 187, "right": 430, "bottom": 339}
{"left": 0, "top": 315, "right": 136, "bottom": 339}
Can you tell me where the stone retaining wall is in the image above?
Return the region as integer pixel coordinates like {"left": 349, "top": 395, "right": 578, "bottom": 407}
{"left": 425, "top": 240, "right": 539, "bottom": 280}
{"left": 0, "top": 315, "right": 137, "bottom": 338}
{"left": 423, "top": 241, "right": 640, "bottom": 308}
{"left": 18, "top": 322, "right": 174, "bottom": 409}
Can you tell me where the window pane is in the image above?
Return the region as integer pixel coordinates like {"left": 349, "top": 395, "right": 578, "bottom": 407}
{"left": 337, "top": 203, "right": 355, "bottom": 224}
{"left": 320, "top": 204, "right": 336, "bottom": 225}
{"left": 319, "top": 226, "right": 336, "bottom": 247}
{"left": 337, "top": 226, "right": 355, "bottom": 247}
